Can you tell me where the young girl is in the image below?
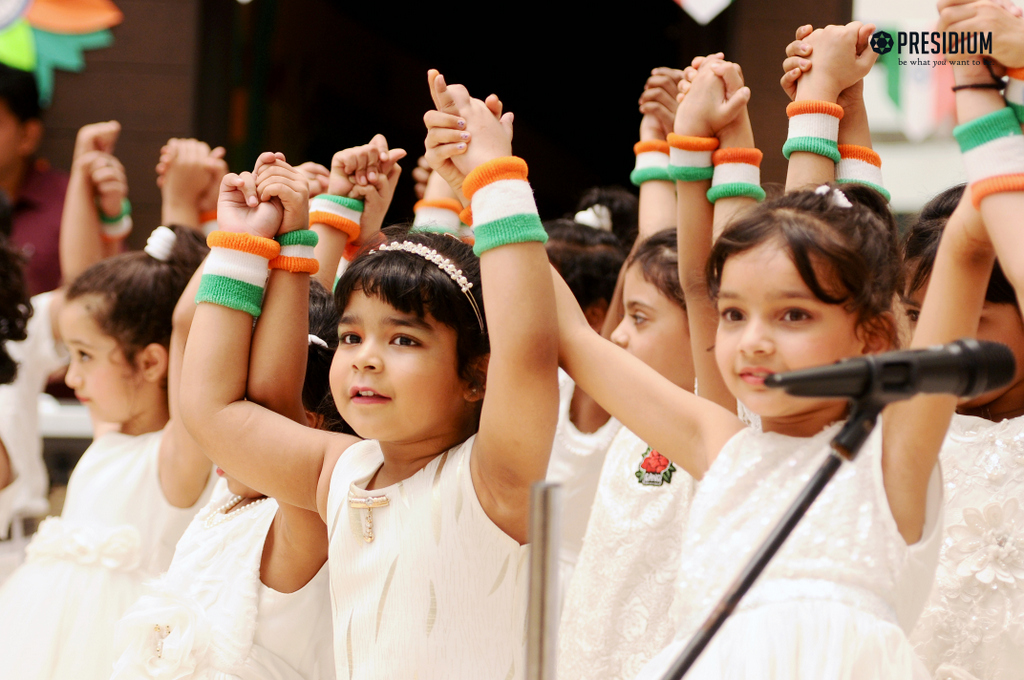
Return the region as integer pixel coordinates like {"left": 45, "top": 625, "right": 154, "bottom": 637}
{"left": 179, "top": 71, "right": 559, "bottom": 679}
{"left": 0, "top": 224, "right": 217, "bottom": 679}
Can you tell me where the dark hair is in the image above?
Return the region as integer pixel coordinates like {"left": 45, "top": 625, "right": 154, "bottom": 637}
{"left": 334, "top": 226, "right": 488, "bottom": 389}
{"left": 0, "top": 63, "right": 40, "bottom": 122}
{"left": 66, "top": 226, "right": 209, "bottom": 363}
{"left": 575, "top": 186, "right": 639, "bottom": 253}
{"left": 708, "top": 183, "right": 902, "bottom": 346}
{"left": 305, "top": 279, "right": 354, "bottom": 434}
{"left": 904, "top": 183, "right": 1017, "bottom": 307}
{"left": 0, "top": 234, "right": 31, "bottom": 384}
{"left": 626, "top": 228, "right": 686, "bottom": 310}
{"left": 544, "top": 218, "right": 625, "bottom": 311}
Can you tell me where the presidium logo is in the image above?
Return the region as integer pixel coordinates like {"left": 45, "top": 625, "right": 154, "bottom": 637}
{"left": 870, "top": 29, "right": 992, "bottom": 57}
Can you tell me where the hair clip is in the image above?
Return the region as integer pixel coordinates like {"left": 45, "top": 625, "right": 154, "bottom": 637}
{"left": 371, "top": 241, "right": 485, "bottom": 331}
{"left": 574, "top": 204, "right": 613, "bottom": 231}
{"left": 308, "top": 334, "right": 328, "bottom": 349}
{"left": 144, "top": 226, "right": 177, "bottom": 261}
{"left": 815, "top": 184, "right": 852, "bottom": 209}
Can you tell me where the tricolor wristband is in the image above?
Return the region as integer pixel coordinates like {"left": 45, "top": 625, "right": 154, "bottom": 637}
{"left": 707, "top": 148, "right": 766, "bottom": 203}
{"left": 954, "top": 106, "right": 1024, "bottom": 208}
{"left": 309, "top": 195, "right": 363, "bottom": 241}
{"left": 1005, "top": 68, "right": 1024, "bottom": 124}
{"left": 630, "top": 141, "right": 671, "bottom": 186}
{"left": 783, "top": 101, "right": 843, "bottom": 163}
{"left": 195, "top": 231, "right": 279, "bottom": 317}
{"left": 836, "top": 145, "right": 890, "bottom": 202}
{"left": 199, "top": 210, "right": 218, "bottom": 236}
{"left": 270, "top": 229, "right": 320, "bottom": 274}
{"left": 99, "top": 197, "right": 133, "bottom": 241}
{"left": 462, "top": 157, "right": 547, "bottom": 256}
{"left": 411, "top": 198, "right": 464, "bottom": 235}
{"left": 666, "top": 134, "right": 717, "bottom": 181}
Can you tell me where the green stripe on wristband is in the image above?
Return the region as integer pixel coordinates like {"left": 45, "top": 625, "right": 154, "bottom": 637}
{"left": 666, "top": 165, "right": 714, "bottom": 182}
{"left": 410, "top": 223, "right": 458, "bottom": 235}
{"left": 1008, "top": 101, "right": 1024, "bottom": 125}
{"left": 99, "top": 197, "right": 131, "bottom": 224}
{"left": 706, "top": 182, "right": 766, "bottom": 203}
{"left": 953, "top": 107, "right": 1021, "bottom": 152}
{"left": 195, "top": 274, "right": 265, "bottom": 317}
{"left": 316, "top": 194, "right": 364, "bottom": 212}
{"left": 472, "top": 213, "right": 548, "bottom": 256}
{"left": 836, "top": 178, "right": 891, "bottom": 202}
{"left": 276, "top": 230, "right": 319, "bottom": 247}
{"left": 782, "top": 137, "right": 841, "bottom": 163}
{"left": 630, "top": 166, "right": 673, "bottom": 186}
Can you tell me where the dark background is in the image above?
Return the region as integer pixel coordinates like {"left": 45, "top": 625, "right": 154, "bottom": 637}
{"left": 38, "top": 0, "right": 852, "bottom": 249}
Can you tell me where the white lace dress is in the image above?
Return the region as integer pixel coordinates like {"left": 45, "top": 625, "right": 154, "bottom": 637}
{"left": 545, "top": 369, "right": 621, "bottom": 593}
{"left": 910, "top": 414, "right": 1024, "bottom": 680}
{"left": 557, "top": 427, "right": 697, "bottom": 680}
{"left": 637, "top": 421, "right": 944, "bottom": 680}
{"left": 0, "top": 430, "right": 214, "bottom": 680}
{"left": 325, "top": 436, "right": 529, "bottom": 680}
{"left": 111, "top": 479, "right": 334, "bottom": 679}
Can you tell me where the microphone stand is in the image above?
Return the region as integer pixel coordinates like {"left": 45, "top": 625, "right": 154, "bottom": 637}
{"left": 659, "top": 399, "right": 884, "bottom": 680}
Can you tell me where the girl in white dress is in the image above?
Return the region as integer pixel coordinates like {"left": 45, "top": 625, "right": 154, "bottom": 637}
{"left": 904, "top": 184, "right": 1024, "bottom": 680}
{"left": 179, "top": 72, "right": 559, "bottom": 680}
{"left": 554, "top": 32, "right": 1006, "bottom": 678}
{"left": 0, "top": 226, "right": 218, "bottom": 679}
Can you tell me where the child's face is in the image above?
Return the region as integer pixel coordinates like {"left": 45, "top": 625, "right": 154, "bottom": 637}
{"left": 714, "top": 240, "right": 868, "bottom": 425}
{"left": 330, "top": 290, "right": 478, "bottom": 444}
{"left": 611, "top": 263, "right": 695, "bottom": 390}
{"left": 59, "top": 296, "right": 147, "bottom": 426}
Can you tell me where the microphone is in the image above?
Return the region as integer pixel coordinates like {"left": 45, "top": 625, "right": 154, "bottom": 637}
{"left": 764, "top": 339, "right": 1016, "bottom": 405}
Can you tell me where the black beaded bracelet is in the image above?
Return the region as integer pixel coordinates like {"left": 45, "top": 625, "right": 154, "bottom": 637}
{"left": 951, "top": 82, "right": 1005, "bottom": 92}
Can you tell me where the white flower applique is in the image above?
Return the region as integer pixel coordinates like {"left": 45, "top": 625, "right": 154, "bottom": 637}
{"left": 111, "top": 589, "right": 212, "bottom": 680}
{"left": 949, "top": 498, "right": 1024, "bottom": 585}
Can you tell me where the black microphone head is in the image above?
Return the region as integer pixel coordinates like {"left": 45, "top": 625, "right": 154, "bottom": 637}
{"left": 958, "top": 339, "right": 1016, "bottom": 398}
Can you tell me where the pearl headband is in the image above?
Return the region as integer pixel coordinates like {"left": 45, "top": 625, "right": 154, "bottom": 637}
{"left": 370, "top": 240, "right": 485, "bottom": 331}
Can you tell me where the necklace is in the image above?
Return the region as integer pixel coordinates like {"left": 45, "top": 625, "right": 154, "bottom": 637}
{"left": 203, "top": 494, "right": 270, "bottom": 529}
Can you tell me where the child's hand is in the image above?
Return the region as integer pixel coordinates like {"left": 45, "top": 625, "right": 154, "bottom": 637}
{"left": 782, "top": 24, "right": 866, "bottom": 112}
{"left": 73, "top": 120, "right": 120, "bottom": 161}
{"left": 161, "top": 138, "right": 217, "bottom": 210}
{"left": 938, "top": 0, "right": 1024, "bottom": 70}
{"left": 673, "top": 59, "right": 750, "bottom": 138}
{"left": 348, "top": 141, "right": 406, "bottom": 244}
{"left": 413, "top": 156, "right": 432, "bottom": 200}
{"left": 86, "top": 152, "right": 128, "bottom": 219}
{"left": 198, "top": 148, "right": 229, "bottom": 214}
{"left": 296, "top": 161, "right": 330, "bottom": 197}
{"left": 639, "top": 67, "right": 687, "bottom": 141}
{"left": 254, "top": 152, "right": 310, "bottom": 235}
{"left": 427, "top": 70, "right": 513, "bottom": 178}
{"left": 795, "top": 22, "right": 877, "bottom": 102}
{"left": 217, "top": 167, "right": 282, "bottom": 239}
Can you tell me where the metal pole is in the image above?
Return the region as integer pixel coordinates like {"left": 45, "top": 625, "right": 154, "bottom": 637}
{"left": 526, "top": 481, "right": 562, "bottom": 680}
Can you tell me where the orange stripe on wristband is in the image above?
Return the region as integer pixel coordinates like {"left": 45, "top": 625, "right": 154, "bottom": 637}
{"left": 970, "top": 174, "right": 1024, "bottom": 208}
{"left": 786, "top": 100, "right": 844, "bottom": 119}
{"left": 837, "top": 144, "right": 881, "bottom": 167}
{"left": 1007, "top": 67, "right": 1024, "bottom": 79}
{"left": 634, "top": 140, "right": 670, "bottom": 155}
{"left": 309, "top": 212, "right": 361, "bottom": 241}
{"left": 269, "top": 255, "right": 320, "bottom": 274}
{"left": 206, "top": 231, "right": 281, "bottom": 260}
{"left": 712, "top": 148, "right": 763, "bottom": 166}
{"left": 462, "top": 157, "right": 529, "bottom": 199}
{"left": 199, "top": 209, "right": 218, "bottom": 224}
{"left": 666, "top": 134, "right": 720, "bottom": 152}
{"left": 414, "top": 198, "right": 464, "bottom": 214}
{"left": 459, "top": 205, "right": 473, "bottom": 227}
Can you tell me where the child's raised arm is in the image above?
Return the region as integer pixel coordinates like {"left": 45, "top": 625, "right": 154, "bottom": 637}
{"left": 159, "top": 139, "right": 227, "bottom": 230}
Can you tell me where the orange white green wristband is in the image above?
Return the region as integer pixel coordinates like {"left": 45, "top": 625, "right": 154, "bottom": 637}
{"left": 270, "top": 229, "right": 319, "bottom": 274}
{"left": 835, "top": 145, "right": 890, "bottom": 202}
{"left": 462, "top": 156, "right": 546, "bottom": 256}
{"left": 309, "top": 195, "right": 363, "bottom": 241}
{"left": 195, "top": 231, "right": 279, "bottom": 317}
{"left": 706, "top": 148, "right": 766, "bottom": 203}
{"left": 412, "top": 198, "right": 464, "bottom": 235}
{"left": 1005, "top": 68, "right": 1024, "bottom": 124}
{"left": 666, "top": 134, "right": 717, "bottom": 181}
{"left": 99, "top": 197, "right": 133, "bottom": 242}
{"left": 954, "top": 106, "right": 1024, "bottom": 208}
{"left": 631, "top": 140, "right": 671, "bottom": 185}
{"left": 199, "top": 209, "right": 218, "bottom": 236}
{"left": 783, "top": 101, "right": 844, "bottom": 163}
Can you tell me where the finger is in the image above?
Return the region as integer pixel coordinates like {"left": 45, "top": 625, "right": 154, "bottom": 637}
{"left": 484, "top": 94, "right": 503, "bottom": 119}
{"left": 720, "top": 86, "right": 751, "bottom": 119}
{"left": 252, "top": 151, "right": 279, "bottom": 177}
{"left": 639, "top": 101, "right": 675, "bottom": 126}
{"left": 417, "top": 155, "right": 431, "bottom": 170}
{"left": 425, "top": 142, "right": 468, "bottom": 166}
{"left": 937, "top": 0, "right": 974, "bottom": 11}
{"left": 368, "top": 134, "right": 390, "bottom": 164}
{"left": 430, "top": 71, "right": 460, "bottom": 115}
{"left": 785, "top": 39, "right": 810, "bottom": 58}
{"left": 500, "top": 111, "right": 514, "bottom": 142}
{"left": 718, "top": 63, "right": 746, "bottom": 98}
{"left": 639, "top": 87, "right": 678, "bottom": 111}
{"left": 423, "top": 110, "right": 466, "bottom": 131}
{"left": 780, "top": 68, "right": 802, "bottom": 99}
{"left": 682, "top": 66, "right": 698, "bottom": 83}
{"left": 238, "top": 172, "right": 259, "bottom": 207}
{"left": 650, "top": 67, "right": 688, "bottom": 83}
{"left": 412, "top": 166, "right": 431, "bottom": 184}
{"left": 795, "top": 24, "right": 813, "bottom": 40}
{"left": 782, "top": 56, "right": 811, "bottom": 73}
{"left": 425, "top": 127, "right": 470, "bottom": 148}
{"left": 938, "top": 3, "right": 978, "bottom": 29}
{"left": 855, "top": 23, "right": 875, "bottom": 54}
{"left": 210, "top": 146, "right": 226, "bottom": 160}
{"left": 642, "top": 74, "right": 681, "bottom": 96}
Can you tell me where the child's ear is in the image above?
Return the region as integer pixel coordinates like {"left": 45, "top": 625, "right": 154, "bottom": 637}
{"left": 18, "top": 119, "right": 43, "bottom": 158}
{"left": 462, "top": 354, "right": 489, "bottom": 403}
{"left": 857, "top": 313, "right": 897, "bottom": 355}
{"left": 135, "top": 343, "right": 170, "bottom": 383}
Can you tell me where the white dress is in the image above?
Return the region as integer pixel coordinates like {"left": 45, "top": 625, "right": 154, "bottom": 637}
{"left": 637, "top": 421, "right": 944, "bottom": 680}
{"left": 111, "top": 478, "right": 334, "bottom": 679}
{"left": 910, "top": 414, "right": 1024, "bottom": 680}
{"left": 325, "top": 435, "right": 529, "bottom": 680}
{"left": 557, "top": 427, "right": 697, "bottom": 680}
{"left": 545, "top": 369, "right": 621, "bottom": 592}
{"left": 0, "top": 430, "right": 214, "bottom": 680}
